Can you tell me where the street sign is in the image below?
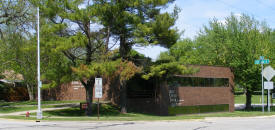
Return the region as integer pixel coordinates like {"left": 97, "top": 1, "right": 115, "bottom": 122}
{"left": 255, "top": 56, "right": 271, "bottom": 113}
{"left": 254, "top": 59, "right": 269, "bottom": 64}
{"left": 262, "top": 66, "right": 275, "bottom": 81}
{"left": 95, "top": 78, "right": 102, "bottom": 98}
{"left": 264, "top": 81, "right": 274, "bottom": 89}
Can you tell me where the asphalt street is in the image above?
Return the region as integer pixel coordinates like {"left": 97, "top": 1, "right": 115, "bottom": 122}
{"left": 1, "top": 116, "right": 275, "bottom": 130}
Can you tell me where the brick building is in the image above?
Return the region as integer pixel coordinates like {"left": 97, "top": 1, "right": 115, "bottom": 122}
{"left": 42, "top": 81, "right": 110, "bottom": 101}
{"left": 127, "top": 65, "right": 234, "bottom": 115}
{"left": 43, "top": 65, "right": 234, "bottom": 115}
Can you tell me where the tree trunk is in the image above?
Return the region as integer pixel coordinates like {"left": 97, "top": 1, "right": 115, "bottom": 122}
{"left": 120, "top": 81, "right": 127, "bottom": 113}
{"left": 118, "top": 34, "right": 130, "bottom": 113}
{"left": 84, "top": 79, "right": 94, "bottom": 116}
{"left": 119, "top": 35, "right": 130, "bottom": 60}
{"left": 245, "top": 89, "right": 252, "bottom": 110}
{"left": 26, "top": 84, "right": 34, "bottom": 101}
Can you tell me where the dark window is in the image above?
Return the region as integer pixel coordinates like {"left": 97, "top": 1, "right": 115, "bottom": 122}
{"left": 168, "top": 76, "right": 229, "bottom": 87}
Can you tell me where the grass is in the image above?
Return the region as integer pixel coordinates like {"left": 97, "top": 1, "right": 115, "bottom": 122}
{"left": 0, "top": 106, "right": 38, "bottom": 114}
{"left": 0, "top": 100, "right": 83, "bottom": 107}
{"left": 6, "top": 103, "right": 273, "bottom": 121}
{"left": 0, "top": 105, "right": 58, "bottom": 114}
{"left": 0, "top": 104, "right": 78, "bottom": 114}
{"left": 168, "top": 104, "right": 229, "bottom": 115}
{"left": 30, "top": 104, "right": 120, "bottom": 117}
{"left": 24, "top": 104, "right": 205, "bottom": 121}
{"left": 3, "top": 109, "right": 275, "bottom": 121}
{"left": 2, "top": 97, "right": 275, "bottom": 121}
{"left": 235, "top": 95, "right": 275, "bottom": 104}
{"left": 0, "top": 100, "right": 83, "bottom": 114}
{"left": 0, "top": 114, "right": 204, "bottom": 121}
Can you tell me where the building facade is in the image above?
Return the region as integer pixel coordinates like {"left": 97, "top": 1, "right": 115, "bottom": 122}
{"left": 42, "top": 65, "right": 234, "bottom": 115}
{"left": 127, "top": 65, "right": 235, "bottom": 115}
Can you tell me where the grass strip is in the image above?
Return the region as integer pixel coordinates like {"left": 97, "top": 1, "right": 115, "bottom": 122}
{"left": 3, "top": 111, "right": 275, "bottom": 121}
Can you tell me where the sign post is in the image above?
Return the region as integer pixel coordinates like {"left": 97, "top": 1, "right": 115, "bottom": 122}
{"left": 255, "top": 56, "right": 270, "bottom": 112}
{"left": 262, "top": 66, "right": 275, "bottom": 112}
{"left": 95, "top": 78, "right": 102, "bottom": 120}
{"left": 264, "top": 82, "right": 274, "bottom": 112}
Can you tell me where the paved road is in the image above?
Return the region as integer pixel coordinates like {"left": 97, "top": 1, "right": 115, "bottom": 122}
{"left": 1, "top": 116, "right": 275, "bottom": 130}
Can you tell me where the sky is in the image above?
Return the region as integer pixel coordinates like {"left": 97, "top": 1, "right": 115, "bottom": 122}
{"left": 135, "top": 0, "right": 275, "bottom": 61}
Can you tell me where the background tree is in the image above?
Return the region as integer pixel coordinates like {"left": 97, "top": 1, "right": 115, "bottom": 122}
{"left": 0, "top": 0, "right": 38, "bottom": 100}
{"left": 0, "top": 0, "right": 34, "bottom": 38}
{"left": 167, "top": 14, "right": 273, "bottom": 110}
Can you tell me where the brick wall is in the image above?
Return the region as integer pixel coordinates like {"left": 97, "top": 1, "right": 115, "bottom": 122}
{"left": 43, "top": 81, "right": 110, "bottom": 101}
{"left": 42, "top": 65, "right": 235, "bottom": 114}
{"left": 175, "top": 65, "right": 235, "bottom": 112}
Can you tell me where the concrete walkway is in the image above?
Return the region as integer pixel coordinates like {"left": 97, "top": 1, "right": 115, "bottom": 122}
{"left": 235, "top": 104, "right": 275, "bottom": 110}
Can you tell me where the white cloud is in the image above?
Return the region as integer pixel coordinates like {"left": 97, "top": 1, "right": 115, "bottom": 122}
{"left": 233, "top": 13, "right": 242, "bottom": 18}
{"left": 134, "top": 45, "right": 168, "bottom": 61}
{"left": 218, "top": 19, "right": 227, "bottom": 25}
{"left": 203, "top": 11, "right": 229, "bottom": 19}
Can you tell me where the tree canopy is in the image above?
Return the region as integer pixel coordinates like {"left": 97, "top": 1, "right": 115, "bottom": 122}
{"left": 160, "top": 13, "right": 274, "bottom": 110}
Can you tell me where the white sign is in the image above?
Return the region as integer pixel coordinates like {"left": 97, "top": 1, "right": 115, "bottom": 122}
{"left": 264, "top": 81, "right": 274, "bottom": 89}
{"left": 95, "top": 78, "right": 102, "bottom": 98}
{"left": 38, "top": 81, "right": 42, "bottom": 88}
{"left": 262, "top": 66, "right": 275, "bottom": 81}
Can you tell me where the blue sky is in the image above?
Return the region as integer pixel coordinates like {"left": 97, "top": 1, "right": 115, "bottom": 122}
{"left": 135, "top": 0, "right": 275, "bottom": 60}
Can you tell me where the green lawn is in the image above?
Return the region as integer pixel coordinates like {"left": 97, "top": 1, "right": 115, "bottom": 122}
{"left": 2, "top": 101, "right": 275, "bottom": 121}
{"left": 235, "top": 95, "right": 275, "bottom": 104}
{"left": 0, "top": 104, "right": 72, "bottom": 114}
{"left": 3, "top": 110, "right": 275, "bottom": 121}
{"left": 0, "top": 100, "right": 84, "bottom": 114}
{"left": 0, "top": 100, "right": 83, "bottom": 106}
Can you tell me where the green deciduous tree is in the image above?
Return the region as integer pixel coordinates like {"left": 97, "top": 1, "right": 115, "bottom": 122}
{"left": 0, "top": 0, "right": 37, "bottom": 100}
{"left": 0, "top": 0, "right": 35, "bottom": 37}
{"left": 185, "top": 14, "right": 273, "bottom": 110}
{"left": 0, "top": 28, "right": 37, "bottom": 100}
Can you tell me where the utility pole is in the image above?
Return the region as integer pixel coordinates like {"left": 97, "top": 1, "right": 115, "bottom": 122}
{"left": 37, "top": 7, "right": 42, "bottom": 120}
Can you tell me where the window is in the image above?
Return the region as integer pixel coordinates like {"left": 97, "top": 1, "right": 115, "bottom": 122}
{"left": 168, "top": 76, "right": 229, "bottom": 87}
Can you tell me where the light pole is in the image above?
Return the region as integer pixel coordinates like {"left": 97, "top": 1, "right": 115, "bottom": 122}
{"left": 37, "top": 7, "right": 42, "bottom": 120}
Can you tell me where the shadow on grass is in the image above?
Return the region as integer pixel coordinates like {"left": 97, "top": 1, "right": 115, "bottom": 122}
{"left": 0, "top": 100, "right": 84, "bottom": 107}
{"left": 0, "top": 107, "right": 20, "bottom": 112}
{"left": 0, "top": 106, "right": 36, "bottom": 113}
{"left": 44, "top": 103, "right": 121, "bottom": 117}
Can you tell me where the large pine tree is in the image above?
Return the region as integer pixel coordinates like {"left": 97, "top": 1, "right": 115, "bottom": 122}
{"left": 93, "top": 0, "right": 180, "bottom": 113}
